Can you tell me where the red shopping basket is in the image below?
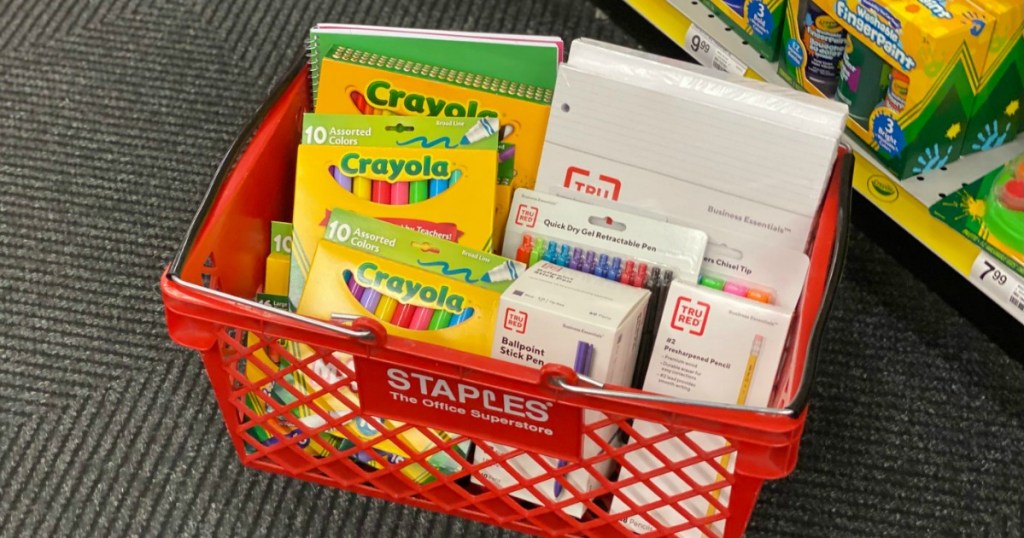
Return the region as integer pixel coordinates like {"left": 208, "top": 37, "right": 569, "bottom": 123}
{"left": 162, "top": 58, "right": 851, "bottom": 537}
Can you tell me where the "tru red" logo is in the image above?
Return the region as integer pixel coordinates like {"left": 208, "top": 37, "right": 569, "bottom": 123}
{"left": 514, "top": 204, "right": 539, "bottom": 228}
{"left": 563, "top": 166, "right": 622, "bottom": 201}
{"left": 671, "top": 296, "right": 710, "bottom": 336}
{"left": 504, "top": 308, "right": 528, "bottom": 334}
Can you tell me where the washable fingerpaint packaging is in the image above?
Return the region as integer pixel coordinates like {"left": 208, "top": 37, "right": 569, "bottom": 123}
{"left": 290, "top": 114, "right": 498, "bottom": 308}
{"left": 700, "top": 0, "right": 788, "bottom": 61}
{"left": 960, "top": 0, "right": 1023, "bottom": 155}
{"left": 931, "top": 155, "right": 1024, "bottom": 274}
{"left": 297, "top": 208, "right": 524, "bottom": 356}
{"left": 794, "top": 0, "right": 994, "bottom": 178}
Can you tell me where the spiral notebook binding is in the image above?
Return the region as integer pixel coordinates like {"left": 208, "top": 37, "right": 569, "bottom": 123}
{"left": 327, "top": 45, "right": 554, "bottom": 105}
{"left": 307, "top": 34, "right": 321, "bottom": 104}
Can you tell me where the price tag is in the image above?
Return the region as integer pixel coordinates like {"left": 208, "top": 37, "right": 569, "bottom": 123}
{"left": 682, "top": 23, "right": 747, "bottom": 76}
{"left": 970, "top": 251, "right": 1024, "bottom": 324}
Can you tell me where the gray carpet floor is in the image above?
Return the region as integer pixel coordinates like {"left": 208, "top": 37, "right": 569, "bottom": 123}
{"left": 1, "top": 0, "right": 1022, "bottom": 536}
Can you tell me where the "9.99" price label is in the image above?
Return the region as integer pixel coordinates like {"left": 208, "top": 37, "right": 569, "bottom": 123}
{"left": 682, "top": 23, "right": 747, "bottom": 76}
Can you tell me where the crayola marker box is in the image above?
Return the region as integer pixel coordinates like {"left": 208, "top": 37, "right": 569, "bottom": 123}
{"left": 314, "top": 45, "right": 555, "bottom": 251}
{"left": 961, "top": 0, "right": 1023, "bottom": 155}
{"left": 290, "top": 114, "right": 499, "bottom": 308}
{"left": 701, "top": 0, "right": 787, "bottom": 61}
{"left": 297, "top": 208, "right": 525, "bottom": 357}
{"left": 264, "top": 221, "right": 292, "bottom": 298}
{"left": 472, "top": 262, "right": 649, "bottom": 517}
{"left": 807, "top": 0, "right": 993, "bottom": 178}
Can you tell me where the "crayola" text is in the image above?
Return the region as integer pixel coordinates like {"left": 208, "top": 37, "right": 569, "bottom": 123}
{"left": 365, "top": 80, "right": 499, "bottom": 118}
{"left": 339, "top": 153, "right": 451, "bottom": 180}
{"left": 356, "top": 262, "right": 465, "bottom": 312}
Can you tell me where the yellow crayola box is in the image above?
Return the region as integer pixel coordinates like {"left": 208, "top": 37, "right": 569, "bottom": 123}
{"left": 298, "top": 208, "right": 525, "bottom": 357}
{"left": 314, "top": 45, "right": 554, "bottom": 251}
{"left": 286, "top": 348, "right": 466, "bottom": 483}
{"left": 811, "top": 0, "right": 993, "bottom": 178}
{"left": 961, "top": 0, "right": 1024, "bottom": 154}
{"left": 289, "top": 114, "right": 499, "bottom": 309}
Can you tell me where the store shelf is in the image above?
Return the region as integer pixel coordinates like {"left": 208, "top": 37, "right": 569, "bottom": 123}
{"left": 623, "top": 0, "right": 1024, "bottom": 324}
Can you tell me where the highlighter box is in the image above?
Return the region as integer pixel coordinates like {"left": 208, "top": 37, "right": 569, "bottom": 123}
{"left": 807, "top": 0, "right": 993, "bottom": 178}
{"left": 297, "top": 208, "right": 524, "bottom": 357}
{"left": 472, "top": 262, "right": 649, "bottom": 517}
{"left": 289, "top": 114, "right": 498, "bottom": 308}
{"left": 264, "top": 221, "right": 292, "bottom": 298}
{"left": 961, "top": 0, "right": 1024, "bottom": 155}
{"left": 700, "top": 0, "right": 787, "bottom": 61}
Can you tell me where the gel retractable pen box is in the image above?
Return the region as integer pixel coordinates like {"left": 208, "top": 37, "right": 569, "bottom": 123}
{"left": 472, "top": 261, "right": 650, "bottom": 517}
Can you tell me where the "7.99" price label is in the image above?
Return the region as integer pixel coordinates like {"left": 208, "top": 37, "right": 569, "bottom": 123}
{"left": 970, "top": 251, "right": 1024, "bottom": 324}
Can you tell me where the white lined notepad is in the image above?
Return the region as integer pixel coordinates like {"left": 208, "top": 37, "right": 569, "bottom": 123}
{"left": 535, "top": 39, "right": 848, "bottom": 250}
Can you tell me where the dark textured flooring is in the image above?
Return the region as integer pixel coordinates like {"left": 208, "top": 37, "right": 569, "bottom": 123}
{"left": 0, "top": 0, "right": 1022, "bottom": 536}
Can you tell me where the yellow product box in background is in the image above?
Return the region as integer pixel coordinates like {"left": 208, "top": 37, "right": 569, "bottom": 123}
{"left": 807, "top": 0, "right": 993, "bottom": 178}
{"left": 289, "top": 115, "right": 499, "bottom": 309}
{"left": 961, "top": 0, "right": 1024, "bottom": 154}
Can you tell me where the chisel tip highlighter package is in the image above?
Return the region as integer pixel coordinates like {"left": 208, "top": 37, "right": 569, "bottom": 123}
{"left": 196, "top": 23, "right": 849, "bottom": 538}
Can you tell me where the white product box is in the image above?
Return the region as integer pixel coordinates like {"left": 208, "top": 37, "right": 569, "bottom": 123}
{"left": 472, "top": 262, "right": 650, "bottom": 517}
{"left": 609, "top": 245, "right": 809, "bottom": 534}
{"left": 610, "top": 421, "right": 735, "bottom": 537}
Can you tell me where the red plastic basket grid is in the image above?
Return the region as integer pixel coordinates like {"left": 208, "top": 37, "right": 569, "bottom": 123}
{"left": 162, "top": 59, "right": 851, "bottom": 537}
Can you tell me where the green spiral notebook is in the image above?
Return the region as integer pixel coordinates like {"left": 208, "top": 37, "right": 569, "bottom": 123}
{"left": 307, "top": 24, "right": 562, "bottom": 105}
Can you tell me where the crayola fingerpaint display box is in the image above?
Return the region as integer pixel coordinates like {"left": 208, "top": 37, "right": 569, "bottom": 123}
{"left": 930, "top": 155, "right": 1024, "bottom": 275}
{"left": 290, "top": 114, "right": 499, "bottom": 309}
{"left": 961, "top": 0, "right": 1024, "bottom": 155}
{"left": 298, "top": 208, "right": 525, "bottom": 357}
{"left": 701, "top": 0, "right": 787, "bottom": 61}
{"left": 779, "top": 0, "right": 849, "bottom": 97}
{"left": 314, "top": 45, "right": 555, "bottom": 251}
{"left": 808, "top": 0, "right": 993, "bottom": 178}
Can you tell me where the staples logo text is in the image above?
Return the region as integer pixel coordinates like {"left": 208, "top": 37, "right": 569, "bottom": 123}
{"left": 563, "top": 166, "right": 622, "bottom": 201}
{"left": 514, "top": 204, "right": 539, "bottom": 228}
{"left": 504, "top": 308, "right": 528, "bottom": 334}
{"left": 671, "top": 296, "right": 710, "bottom": 336}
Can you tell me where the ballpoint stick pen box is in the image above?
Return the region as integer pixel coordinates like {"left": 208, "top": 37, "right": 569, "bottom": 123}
{"left": 472, "top": 261, "right": 650, "bottom": 517}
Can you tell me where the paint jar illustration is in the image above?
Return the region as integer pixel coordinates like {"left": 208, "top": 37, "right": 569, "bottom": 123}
{"left": 800, "top": 0, "right": 846, "bottom": 97}
{"left": 880, "top": 69, "right": 910, "bottom": 113}
{"left": 723, "top": 0, "right": 746, "bottom": 16}
{"left": 836, "top": 35, "right": 889, "bottom": 126}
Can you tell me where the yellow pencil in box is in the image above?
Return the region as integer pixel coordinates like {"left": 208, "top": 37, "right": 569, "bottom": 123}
{"left": 314, "top": 45, "right": 554, "bottom": 251}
